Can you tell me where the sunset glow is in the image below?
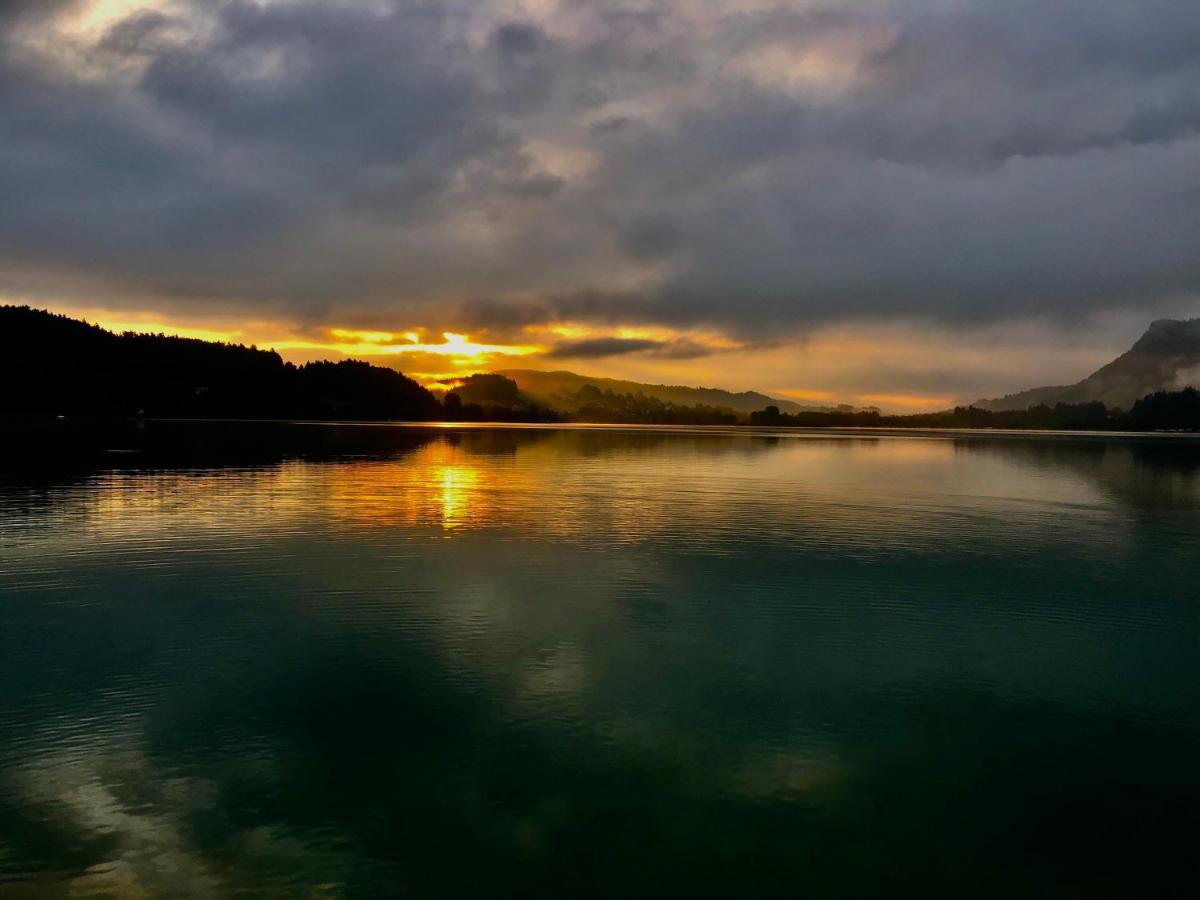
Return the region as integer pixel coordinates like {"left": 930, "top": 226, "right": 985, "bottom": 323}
{"left": 93, "top": 320, "right": 246, "bottom": 345}
{"left": 18, "top": 303, "right": 1113, "bottom": 413}
{"left": 5, "top": 0, "right": 1200, "bottom": 894}
{"left": 273, "top": 330, "right": 543, "bottom": 362}
{"left": 4, "top": 0, "right": 1197, "bottom": 418}
{"left": 78, "top": 312, "right": 547, "bottom": 383}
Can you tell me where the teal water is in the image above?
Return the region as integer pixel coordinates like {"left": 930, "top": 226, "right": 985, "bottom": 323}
{"left": 1, "top": 422, "right": 1198, "bottom": 898}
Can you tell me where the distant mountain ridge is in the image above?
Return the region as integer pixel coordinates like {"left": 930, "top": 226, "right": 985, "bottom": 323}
{"left": 977, "top": 318, "right": 1200, "bottom": 412}
{"left": 498, "top": 369, "right": 839, "bottom": 416}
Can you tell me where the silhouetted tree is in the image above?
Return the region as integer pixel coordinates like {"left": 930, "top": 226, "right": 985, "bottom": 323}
{"left": 1129, "top": 387, "right": 1200, "bottom": 430}
{"left": 436, "top": 373, "right": 560, "bottom": 422}
{"left": 1, "top": 306, "right": 440, "bottom": 421}
{"left": 451, "top": 373, "right": 522, "bottom": 406}
{"left": 570, "top": 386, "right": 738, "bottom": 424}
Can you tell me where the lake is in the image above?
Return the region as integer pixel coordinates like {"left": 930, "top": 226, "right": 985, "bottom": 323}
{"left": 1, "top": 421, "right": 1198, "bottom": 898}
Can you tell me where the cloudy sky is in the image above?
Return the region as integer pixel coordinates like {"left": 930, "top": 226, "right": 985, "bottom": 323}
{"left": 2, "top": 0, "right": 1198, "bottom": 409}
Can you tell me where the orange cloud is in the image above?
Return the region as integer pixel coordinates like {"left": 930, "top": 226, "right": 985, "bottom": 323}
{"left": 20, "top": 300, "right": 1130, "bottom": 415}
{"left": 855, "top": 393, "right": 956, "bottom": 412}
{"left": 771, "top": 388, "right": 838, "bottom": 403}
{"left": 273, "top": 330, "right": 542, "bottom": 363}
{"left": 92, "top": 320, "right": 245, "bottom": 344}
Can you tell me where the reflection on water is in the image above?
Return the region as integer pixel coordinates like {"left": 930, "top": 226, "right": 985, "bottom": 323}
{"left": 1, "top": 422, "right": 1199, "bottom": 898}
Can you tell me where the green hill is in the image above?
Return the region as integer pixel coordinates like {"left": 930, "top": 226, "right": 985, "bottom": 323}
{"left": 497, "top": 369, "right": 838, "bottom": 416}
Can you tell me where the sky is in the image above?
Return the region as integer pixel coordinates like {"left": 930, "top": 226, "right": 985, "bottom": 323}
{"left": 2, "top": 0, "right": 1198, "bottom": 411}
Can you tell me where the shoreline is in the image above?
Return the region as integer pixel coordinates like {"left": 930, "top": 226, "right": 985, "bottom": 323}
{"left": 4, "top": 416, "right": 1199, "bottom": 442}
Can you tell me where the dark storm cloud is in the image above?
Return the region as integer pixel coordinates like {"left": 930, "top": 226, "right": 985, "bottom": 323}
{"left": 548, "top": 337, "right": 662, "bottom": 358}
{"left": 1, "top": 0, "right": 1198, "bottom": 333}
{"left": 546, "top": 334, "right": 745, "bottom": 361}
{"left": 0, "top": 0, "right": 71, "bottom": 22}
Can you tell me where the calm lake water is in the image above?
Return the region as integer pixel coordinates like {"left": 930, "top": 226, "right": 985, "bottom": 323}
{"left": 1, "top": 422, "right": 1198, "bottom": 898}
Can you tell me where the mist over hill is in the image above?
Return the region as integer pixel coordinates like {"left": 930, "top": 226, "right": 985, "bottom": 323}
{"left": 497, "top": 369, "right": 850, "bottom": 416}
{"left": 978, "top": 319, "right": 1200, "bottom": 412}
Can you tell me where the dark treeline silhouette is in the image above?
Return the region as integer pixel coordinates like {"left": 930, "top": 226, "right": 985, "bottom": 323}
{"left": 6, "top": 306, "right": 1199, "bottom": 430}
{"left": 568, "top": 384, "right": 739, "bottom": 425}
{"left": 1127, "top": 387, "right": 1200, "bottom": 430}
{"left": 1, "top": 306, "right": 536, "bottom": 422}
{"left": 749, "top": 390, "right": 1200, "bottom": 432}
{"left": 442, "top": 374, "right": 559, "bottom": 422}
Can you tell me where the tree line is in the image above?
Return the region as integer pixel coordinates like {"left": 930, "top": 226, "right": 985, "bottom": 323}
{"left": 0, "top": 307, "right": 736, "bottom": 424}
{"left": 568, "top": 384, "right": 739, "bottom": 425}
{"left": 748, "top": 390, "right": 1200, "bottom": 431}
{"left": 5, "top": 306, "right": 1198, "bottom": 430}
{"left": 1, "top": 306, "right": 447, "bottom": 420}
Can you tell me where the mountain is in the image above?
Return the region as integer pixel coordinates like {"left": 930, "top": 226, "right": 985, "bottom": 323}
{"left": 977, "top": 318, "right": 1200, "bottom": 412}
{"left": 497, "top": 369, "right": 835, "bottom": 416}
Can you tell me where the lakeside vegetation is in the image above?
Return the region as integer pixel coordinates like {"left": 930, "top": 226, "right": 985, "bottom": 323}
{"left": 748, "top": 390, "right": 1200, "bottom": 432}
{"left": 497, "top": 368, "right": 812, "bottom": 416}
{"left": 3, "top": 306, "right": 1198, "bottom": 431}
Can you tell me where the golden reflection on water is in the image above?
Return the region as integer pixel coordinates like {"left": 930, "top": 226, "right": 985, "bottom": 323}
{"left": 9, "top": 428, "right": 1197, "bottom": 559}
{"left": 435, "top": 463, "right": 479, "bottom": 530}
{"left": 319, "top": 440, "right": 495, "bottom": 532}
